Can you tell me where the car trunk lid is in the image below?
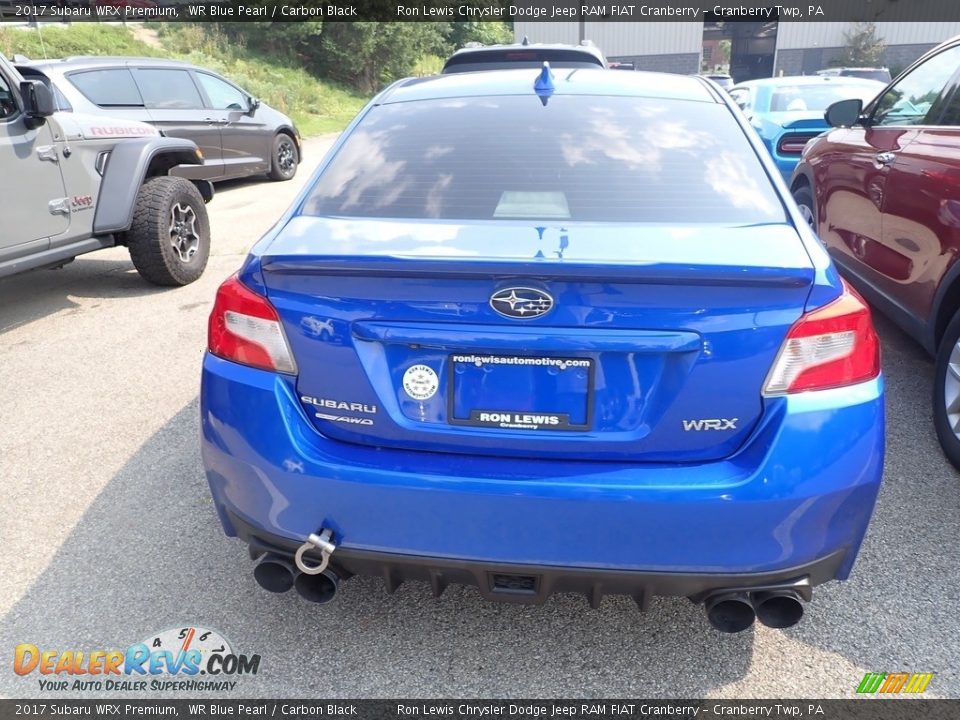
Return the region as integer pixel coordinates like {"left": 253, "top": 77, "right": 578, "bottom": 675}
{"left": 259, "top": 216, "right": 812, "bottom": 463}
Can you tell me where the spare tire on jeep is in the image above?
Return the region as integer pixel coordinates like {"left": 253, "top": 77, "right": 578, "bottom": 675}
{"left": 126, "top": 176, "right": 210, "bottom": 286}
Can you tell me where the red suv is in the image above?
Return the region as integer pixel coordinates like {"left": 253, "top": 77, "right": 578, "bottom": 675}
{"left": 791, "top": 35, "right": 960, "bottom": 468}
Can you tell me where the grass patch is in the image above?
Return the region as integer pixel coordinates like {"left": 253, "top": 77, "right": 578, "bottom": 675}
{"left": 0, "top": 24, "right": 162, "bottom": 59}
{"left": 0, "top": 24, "right": 367, "bottom": 136}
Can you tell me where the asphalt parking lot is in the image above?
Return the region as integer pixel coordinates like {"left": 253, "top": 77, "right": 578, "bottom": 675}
{"left": 1, "top": 134, "right": 959, "bottom": 700}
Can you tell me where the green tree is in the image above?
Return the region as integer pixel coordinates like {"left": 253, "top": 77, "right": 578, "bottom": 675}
{"left": 215, "top": 20, "right": 323, "bottom": 65}
{"left": 718, "top": 39, "right": 731, "bottom": 65}
{"left": 835, "top": 22, "right": 886, "bottom": 67}
{"left": 446, "top": 21, "right": 514, "bottom": 52}
{"left": 315, "top": 22, "right": 448, "bottom": 93}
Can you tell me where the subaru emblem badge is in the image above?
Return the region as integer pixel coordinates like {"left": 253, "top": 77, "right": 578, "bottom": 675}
{"left": 489, "top": 287, "right": 554, "bottom": 320}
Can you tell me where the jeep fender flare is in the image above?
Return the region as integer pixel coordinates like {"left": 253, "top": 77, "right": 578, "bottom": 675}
{"left": 93, "top": 137, "right": 203, "bottom": 235}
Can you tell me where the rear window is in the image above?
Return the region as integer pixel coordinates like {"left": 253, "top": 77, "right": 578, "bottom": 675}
{"left": 68, "top": 68, "right": 143, "bottom": 107}
{"left": 302, "top": 95, "right": 785, "bottom": 224}
{"left": 134, "top": 68, "right": 203, "bottom": 110}
{"left": 443, "top": 49, "right": 603, "bottom": 73}
{"left": 770, "top": 83, "right": 883, "bottom": 112}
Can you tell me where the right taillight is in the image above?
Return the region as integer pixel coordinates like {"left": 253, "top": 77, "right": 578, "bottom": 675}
{"left": 763, "top": 283, "right": 880, "bottom": 395}
{"left": 207, "top": 274, "right": 297, "bottom": 374}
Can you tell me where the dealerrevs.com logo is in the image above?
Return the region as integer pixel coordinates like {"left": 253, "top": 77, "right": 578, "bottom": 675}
{"left": 13, "top": 626, "right": 260, "bottom": 692}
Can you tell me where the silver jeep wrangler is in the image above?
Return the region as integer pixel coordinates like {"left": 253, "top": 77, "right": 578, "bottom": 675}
{"left": 0, "top": 53, "right": 212, "bottom": 286}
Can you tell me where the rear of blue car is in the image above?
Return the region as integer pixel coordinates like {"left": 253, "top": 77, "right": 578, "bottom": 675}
{"left": 200, "top": 70, "right": 884, "bottom": 632}
{"left": 753, "top": 114, "right": 833, "bottom": 182}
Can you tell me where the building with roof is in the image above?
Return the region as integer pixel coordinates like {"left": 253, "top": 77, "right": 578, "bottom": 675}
{"left": 514, "top": 21, "right": 960, "bottom": 82}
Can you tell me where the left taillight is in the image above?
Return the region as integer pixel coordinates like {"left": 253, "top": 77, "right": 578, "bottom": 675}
{"left": 207, "top": 274, "right": 297, "bottom": 374}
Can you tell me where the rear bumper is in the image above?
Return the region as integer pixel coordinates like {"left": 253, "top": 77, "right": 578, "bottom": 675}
{"left": 229, "top": 507, "right": 844, "bottom": 606}
{"left": 201, "top": 353, "right": 884, "bottom": 593}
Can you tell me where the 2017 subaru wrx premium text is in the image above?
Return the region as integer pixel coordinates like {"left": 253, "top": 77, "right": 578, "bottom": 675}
{"left": 200, "top": 67, "right": 884, "bottom": 633}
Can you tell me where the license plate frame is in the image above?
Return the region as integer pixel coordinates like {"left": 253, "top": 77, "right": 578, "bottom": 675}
{"left": 446, "top": 353, "right": 594, "bottom": 432}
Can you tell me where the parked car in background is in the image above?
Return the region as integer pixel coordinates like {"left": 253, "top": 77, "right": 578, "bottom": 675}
{"left": 730, "top": 76, "right": 886, "bottom": 181}
{"left": 442, "top": 40, "right": 606, "bottom": 73}
{"left": 700, "top": 73, "right": 734, "bottom": 90}
{"left": 817, "top": 67, "right": 892, "bottom": 83}
{"left": 15, "top": 56, "right": 301, "bottom": 183}
{"left": 201, "top": 67, "right": 883, "bottom": 634}
{"left": 790, "top": 35, "right": 960, "bottom": 469}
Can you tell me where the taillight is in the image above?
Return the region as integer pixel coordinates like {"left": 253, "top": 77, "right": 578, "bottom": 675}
{"left": 763, "top": 283, "right": 880, "bottom": 394}
{"left": 207, "top": 274, "right": 297, "bottom": 374}
{"left": 777, "top": 134, "right": 817, "bottom": 155}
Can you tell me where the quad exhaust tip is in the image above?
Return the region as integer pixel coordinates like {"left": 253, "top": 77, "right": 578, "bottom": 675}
{"left": 704, "top": 588, "right": 805, "bottom": 633}
{"left": 252, "top": 552, "right": 341, "bottom": 604}
{"left": 294, "top": 568, "right": 339, "bottom": 604}
{"left": 705, "top": 592, "right": 756, "bottom": 633}
{"left": 753, "top": 590, "right": 804, "bottom": 629}
{"left": 253, "top": 554, "right": 297, "bottom": 594}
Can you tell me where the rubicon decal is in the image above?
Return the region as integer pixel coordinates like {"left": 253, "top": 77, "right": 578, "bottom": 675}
{"left": 13, "top": 626, "right": 261, "bottom": 693}
{"left": 87, "top": 125, "right": 158, "bottom": 137}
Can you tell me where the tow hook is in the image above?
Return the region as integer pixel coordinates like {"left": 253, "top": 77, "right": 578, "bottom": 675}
{"left": 294, "top": 529, "right": 336, "bottom": 575}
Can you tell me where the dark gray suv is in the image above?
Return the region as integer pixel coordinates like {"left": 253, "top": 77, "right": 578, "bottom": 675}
{"left": 16, "top": 56, "right": 301, "bottom": 183}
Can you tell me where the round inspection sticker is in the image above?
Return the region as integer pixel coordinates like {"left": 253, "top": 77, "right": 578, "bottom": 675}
{"left": 402, "top": 364, "right": 439, "bottom": 401}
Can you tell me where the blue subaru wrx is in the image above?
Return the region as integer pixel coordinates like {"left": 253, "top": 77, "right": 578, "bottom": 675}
{"left": 201, "top": 67, "right": 884, "bottom": 633}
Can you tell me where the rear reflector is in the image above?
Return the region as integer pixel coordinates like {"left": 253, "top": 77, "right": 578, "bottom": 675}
{"left": 208, "top": 274, "right": 297, "bottom": 374}
{"left": 763, "top": 283, "right": 880, "bottom": 394}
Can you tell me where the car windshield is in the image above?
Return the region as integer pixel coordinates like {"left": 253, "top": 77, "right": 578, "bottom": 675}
{"left": 770, "top": 83, "right": 881, "bottom": 112}
{"left": 302, "top": 95, "right": 784, "bottom": 224}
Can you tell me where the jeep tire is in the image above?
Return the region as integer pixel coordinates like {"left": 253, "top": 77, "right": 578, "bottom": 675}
{"left": 127, "top": 176, "right": 210, "bottom": 286}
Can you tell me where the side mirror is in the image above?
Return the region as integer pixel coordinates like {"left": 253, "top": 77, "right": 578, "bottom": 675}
{"left": 20, "top": 79, "right": 54, "bottom": 122}
{"left": 248, "top": 96, "right": 261, "bottom": 112}
{"left": 825, "top": 98, "right": 863, "bottom": 128}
